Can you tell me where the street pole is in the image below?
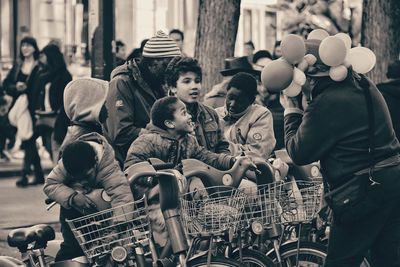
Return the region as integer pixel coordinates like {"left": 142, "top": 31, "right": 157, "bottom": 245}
{"left": 91, "top": 0, "right": 115, "bottom": 81}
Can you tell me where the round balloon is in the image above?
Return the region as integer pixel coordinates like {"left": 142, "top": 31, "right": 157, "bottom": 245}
{"left": 293, "top": 67, "right": 306, "bottom": 86}
{"left": 335, "top": 33, "right": 352, "bottom": 50}
{"left": 347, "top": 47, "right": 376, "bottom": 74}
{"left": 281, "top": 34, "right": 306, "bottom": 64}
{"left": 307, "top": 29, "right": 329, "bottom": 41}
{"left": 283, "top": 81, "right": 302, "bottom": 97}
{"left": 329, "top": 65, "right": 348, "bottom": 81}
{"left": 261, "top": 59, "right": 294, "bottom": 93}
{"left": 319, "top": 36, "right": 347, "bottom": 67}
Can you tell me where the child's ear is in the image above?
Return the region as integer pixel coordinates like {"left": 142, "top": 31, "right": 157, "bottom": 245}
{"left": 164, "top": 120, "right": 175, "bottom": 129}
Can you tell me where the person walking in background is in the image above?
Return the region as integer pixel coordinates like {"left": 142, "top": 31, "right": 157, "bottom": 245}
{"left": 35, "top": 43, "right": 72, "bottom": 162}
{"left": 115, "top": 40, "right": 126, "bottom": 67}
{"left": 377, "top": 60, "right": 400, "bottom": 140}
{"left": 243, "top": 41, "right": 255, "bottom": 64}
{"left": 103, "top": 30, "right": 181, "bottom": 167}
{"left": 0, "top": 94, "right": 16, "bottom": 162}
{"left": 203, "top": 56, "right": 259, "bottom": 109}
{"left": 169, "top": 29, "right": 187, "bottom": 57}
{"left": 216, "top": 72, "right": 276, "bottom": 159}
{"left": 2, "top": 36, "right": 43, "bottom": 187}
{"left": 164, "top": 56, "right": 230, "bottom": 153}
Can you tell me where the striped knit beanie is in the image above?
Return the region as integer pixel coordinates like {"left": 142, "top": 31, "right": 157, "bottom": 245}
{"left": 142, "top": 30, "right": 181, "bottom": 58}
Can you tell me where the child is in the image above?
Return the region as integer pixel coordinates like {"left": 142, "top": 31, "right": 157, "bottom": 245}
{"left": 164, "top": 57, "right": 230, "bottom": 154}
{"left": 44, "top": 133, "right": 134, "bottom": 261}
{"left": 124, "top": 96, "right": 235, "bottom": 171}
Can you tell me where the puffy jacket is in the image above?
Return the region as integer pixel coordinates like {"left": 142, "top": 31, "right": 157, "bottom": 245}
{"left": 284, "top": 72, "right": 400, "bottom": 188}
{"left": 191, "top": 103, "right": 230, "bottom": 153}
{"left": 216, "top": 104, "right": 276, "bottom": 159}
{"left": 44, "top": 132, "right": 133, "bottom": 210}
{"left": 103, "top": 59, "right": 166, "bottom": 165}
{"left": 124, "top": 124, "right": 234, "bottom": 171}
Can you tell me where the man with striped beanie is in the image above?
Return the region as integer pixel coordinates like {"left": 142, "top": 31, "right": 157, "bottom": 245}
{"left": 103, "top": 30, "right": 181, "bottom": 167}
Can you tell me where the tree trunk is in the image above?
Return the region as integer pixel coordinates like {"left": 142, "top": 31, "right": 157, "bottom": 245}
{"left": 361, "top": 0, "right": 400, "bottom": 84}
{"left": 195, "top": 0, "right": 241, "bottom": 95}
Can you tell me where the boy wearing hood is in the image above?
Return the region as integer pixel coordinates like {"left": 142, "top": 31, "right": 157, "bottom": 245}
{"left": 45, "top": 78, "right": 134, "bottom": 261}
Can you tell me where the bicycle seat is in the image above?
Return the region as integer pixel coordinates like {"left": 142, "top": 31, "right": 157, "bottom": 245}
{"left": 7, "top": 224, "right": 55, "bottom": 248}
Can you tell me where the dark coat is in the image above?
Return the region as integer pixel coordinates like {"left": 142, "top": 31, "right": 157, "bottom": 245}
{"left": 2, "top": 62, "right": 41, "bottom": 117}
{"left": 284, "top": 71, "right": 400, "bottom": 188}
{"left": 33, "top": 68, "right": 72, "bottom": 143}
{"left": 377, "top": 79, "right": 400, "bottom": 141}
{"left": 103, "top": 59, "right": 166, "bottom": 165}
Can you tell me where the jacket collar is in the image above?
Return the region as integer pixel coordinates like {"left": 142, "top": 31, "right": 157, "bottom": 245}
{"left": 146, "top": 123, "right": 185, "bottom": 141}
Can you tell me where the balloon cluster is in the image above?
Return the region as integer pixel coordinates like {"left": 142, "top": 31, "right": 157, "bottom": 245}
{"left": 261, "top": 29, "right": 376, "bottom": 96}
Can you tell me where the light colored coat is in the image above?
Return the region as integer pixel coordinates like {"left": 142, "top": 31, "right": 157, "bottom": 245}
{"left": 216, "top": 104, "right": 276, "bottom": 159}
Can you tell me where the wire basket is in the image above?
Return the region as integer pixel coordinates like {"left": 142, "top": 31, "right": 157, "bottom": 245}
{"left": 243, "top": 180, "right": 324, "bottom": 226}
{"left": 66, "top": 196, "right": 151, "bottom": 261}
{"left": 180, "top": 186, "right": 247, "bottom": 236}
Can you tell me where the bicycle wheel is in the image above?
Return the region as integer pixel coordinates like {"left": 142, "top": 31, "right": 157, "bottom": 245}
{"left": 187, "top": 256, "right": 242, "bottom": 267}
{"left": 267, "top": 241, "right": 371, "bottom": 267}
{"left": 232, "top": 249, "right": 275, "bottom": 267}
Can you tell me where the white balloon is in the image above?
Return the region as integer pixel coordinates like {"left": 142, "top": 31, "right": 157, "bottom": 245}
{"left": 307, "top": 29, "right": 329, "bottom": 41}
{"left": 335, "top": 33, "right": 352, "bottom": 51}
{"left": 329, "top": 65, "right": 348, "bottom": 81}
{"left": 283, "top": 81, "right": 302, "bottom": 97}
{"left": 347, "top": 47, "right": 376, "bottom": 74}
{"left": 304, "top": 54, "right": 317, "bottom": 66}
{"left": 293, "top": 67, "right": 306, "bottom": 86}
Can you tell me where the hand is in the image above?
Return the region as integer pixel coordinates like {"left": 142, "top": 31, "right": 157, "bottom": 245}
{"left": 279, "top": 92, "right": 303, "bottom": 110}
{"left": 16, "top": 82, "right": 27, "bottom": 92}
{"left": 71, "top": 192, "right": 97, "bottom": 210}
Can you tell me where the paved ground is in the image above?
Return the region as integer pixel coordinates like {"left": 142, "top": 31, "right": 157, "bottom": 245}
{"left": 0, "top": 177, "right": 60, "bottom": 257}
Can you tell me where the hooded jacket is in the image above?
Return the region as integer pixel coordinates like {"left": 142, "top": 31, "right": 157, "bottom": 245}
{"left": 44, "top": 132, "right": 133, "bottom": 210}
{"left": 103, "top": 59, "right": 165, "bottom": 165}
{"left": 377, "top": 79, "right": 400, "bottom": 140}
{"left": 60, "top": 78, "right": 108, "bottom": 152}
{"left": 124, "top": 124, "right": 234, "bottom": 171}
{"left": 284, "top": 71, "right": 400, "bottom": 188}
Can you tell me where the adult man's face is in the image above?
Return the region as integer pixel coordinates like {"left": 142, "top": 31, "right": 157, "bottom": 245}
{"left": 146, "top": 57, "right": 173, "bottom": 82}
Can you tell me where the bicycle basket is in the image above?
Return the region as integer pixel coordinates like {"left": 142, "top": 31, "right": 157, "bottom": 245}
{"left": 66, "top": 196, "right": 151, "bottom": 261}
{"left": 243, "top": 180, "right": 324, "bottom": 226}
{"left": 180, "top": 186, "right": 247, "bottom": 236}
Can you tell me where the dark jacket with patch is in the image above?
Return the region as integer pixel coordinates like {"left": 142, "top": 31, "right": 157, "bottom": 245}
{"left": 103, "top": 59, "right": 166, "bottom": 165}
{"left": 284, "top": 72, "right": 400, "bottom": 188}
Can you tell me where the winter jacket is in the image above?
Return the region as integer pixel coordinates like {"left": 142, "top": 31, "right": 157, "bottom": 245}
{"left": 60, "top": 78, "right": 108, "bottom": 153}
{"left": 216, "top": 104, "right": 276, "bottom": 159}
{"left": 103, "top": 59, "right": 166, "bottom": 165}
{"left": 124, "top": 124, "right": 234, "bottom": 171}
{"left": 190, "top": 103, "right": 230, "bottom": 153}
{"left": 284, "top": 71, "right": 400, "bottom": 188}
{"left": 44, "top": 132, "right": 133, "bottom": 210}
{"left": 377, "top": 79, "right": 400, "bottom": 140}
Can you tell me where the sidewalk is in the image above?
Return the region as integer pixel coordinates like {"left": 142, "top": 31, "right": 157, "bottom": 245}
{"left": 0, "top": 150, "right": 54, "bottom": 178}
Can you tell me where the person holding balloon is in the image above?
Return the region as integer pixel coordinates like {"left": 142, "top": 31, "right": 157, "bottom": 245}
{"left": 262, "top": 30, "right": 400, "bottom": 266}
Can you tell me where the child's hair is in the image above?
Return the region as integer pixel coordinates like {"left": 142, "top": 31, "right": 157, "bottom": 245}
{"left": 227, "top": 72, "right": 258, "bottom": 99}
{"left": 151, "top": 96, "right": 180, "bottom": 130}
{"left": 62, "top": 141, "right": 97, "bottom": 177}
{"left": 164, "top": 57, "right": 202, "bottom": 88}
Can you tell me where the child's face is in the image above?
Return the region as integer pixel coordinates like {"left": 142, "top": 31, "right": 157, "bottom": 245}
{"left": 226, "top": 86, "right": 253, "bottom": 115}
{"left": 174, "top": 71, "right": 201, "bottom": 104}
{"left": 170, "top": 100, "right": 194, "bottom": 134}
{"left": 70, "top": 166, "right": 97, "bottom": 184}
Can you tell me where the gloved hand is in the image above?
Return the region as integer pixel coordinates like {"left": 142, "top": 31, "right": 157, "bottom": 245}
{"left": 71, "top": 192, "right": 97, "bottom": 210}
